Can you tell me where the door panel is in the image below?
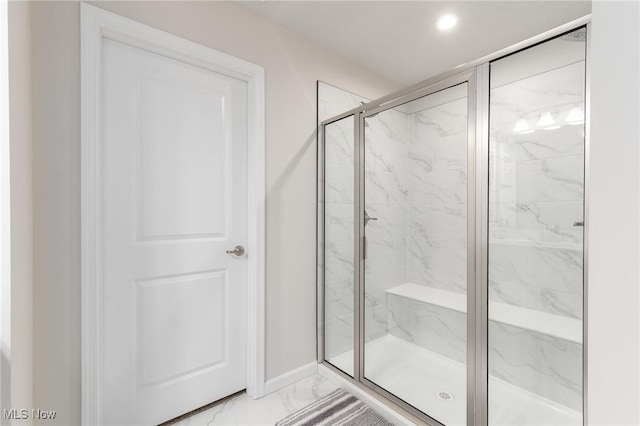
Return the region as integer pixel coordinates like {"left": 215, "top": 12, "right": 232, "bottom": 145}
{"left": 102, "top": 38, "right": 248, "bottom": 425}
{"left": 137, "top": 271, "right": 227, "bottom": 387}
{"left": 138, "top": 76, "right": 228, "bottom": 240}
{"left": 362, "top": 83, "right": 469, "bottom": 425}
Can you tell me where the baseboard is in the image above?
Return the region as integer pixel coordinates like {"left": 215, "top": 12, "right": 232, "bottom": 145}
{"left": 317, "top": 364, "right": 419, "bottom": 425}
{"left": 263, "top": 361, "right": 318, "bottom": 395}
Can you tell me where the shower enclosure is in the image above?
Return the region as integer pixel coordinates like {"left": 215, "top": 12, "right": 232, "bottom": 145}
{"left": 318, "top": 19, "right": 588, "bottom": 426}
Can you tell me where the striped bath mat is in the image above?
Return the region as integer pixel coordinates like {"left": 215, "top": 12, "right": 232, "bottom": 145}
{"left": 275, "top": 389, "right": 394, "bottom": 426}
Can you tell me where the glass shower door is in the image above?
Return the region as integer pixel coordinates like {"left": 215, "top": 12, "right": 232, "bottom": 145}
{"left": 361, "top": 81, "right": 471, "bottom": 424}
{"left": 487, "top": 28, "right": 586, "bottom": 426}
{"left": 323, "top": 115, "right": 356, "bottom": 376}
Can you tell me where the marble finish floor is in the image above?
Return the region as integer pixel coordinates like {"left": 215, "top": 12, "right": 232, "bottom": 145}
{"left": 330, "top": 335, "right": 581, "bottom": 426}
{"left": 171, "top": 373, "right": 341, "bottom": 426}
{"left": 172, "top": 336, "right": 581, "bottom": 426}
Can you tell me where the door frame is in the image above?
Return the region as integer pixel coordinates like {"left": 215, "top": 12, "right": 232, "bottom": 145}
{"left": 80, "top": 3, "right": 266, "bottom": 424}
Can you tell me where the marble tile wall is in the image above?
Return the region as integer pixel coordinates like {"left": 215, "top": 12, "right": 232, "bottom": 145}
{"left": 363, "top": 109, "right": 409, "bottom": 343}
{"left": 384, "top": 60, "right": 585, "bottom": 412}
{"left": 387, "top": 292, "right": 582, "bottom": 411}
{"left": 320, "top": 82, "right": 412, "bottom": 350}
{"left": 319, "top": 57, "right": 585, "bottom": 414}
{"left": 489, "top": 321, "right": 582, "bottom": 411}
{"left": 388, "top": 294, "right": 466, "bottom": 364}
{"left": 321, "top": 83, "right": 471, "bottom": 354}
{"left": 318, "top": 82, "right": 368, "bottom": 364}
{"left": 406, "top": 95, "right": 469, "bottom": 295}
{"left": 486, "top": 38, "right": 586, "bottom": 415}
{"left": 489, "top": 60, "right": 585, "bottom": 320}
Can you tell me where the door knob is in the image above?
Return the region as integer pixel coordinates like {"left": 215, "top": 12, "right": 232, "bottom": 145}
{"left": 226, "top": 245, "right": 245, "bottom": 256}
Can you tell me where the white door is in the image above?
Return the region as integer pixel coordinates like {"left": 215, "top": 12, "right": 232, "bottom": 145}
{"left": 102, "top": 37, "right": 248, "bottom": 425}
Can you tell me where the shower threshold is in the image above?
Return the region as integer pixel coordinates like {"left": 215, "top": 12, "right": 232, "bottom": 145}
{"left": 329, "top": 335, "right": 581, "bottom": 426}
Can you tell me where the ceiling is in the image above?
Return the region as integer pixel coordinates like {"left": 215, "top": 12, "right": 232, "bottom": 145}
{"left": 235, "top": 1, "right": 591, "bottom": 86}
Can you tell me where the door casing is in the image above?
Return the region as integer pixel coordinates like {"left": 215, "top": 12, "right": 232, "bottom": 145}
{"left": 80, "top": 4, "right": 266, "bottom": 424}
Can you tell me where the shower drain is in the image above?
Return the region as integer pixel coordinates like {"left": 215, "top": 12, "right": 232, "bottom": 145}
{"left": 436, "top": 390, "right": 455, "bottom": 401}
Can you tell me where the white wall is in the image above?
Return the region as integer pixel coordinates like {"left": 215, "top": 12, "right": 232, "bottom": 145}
{"left": 589, "top": 1, "right": 640, "bottom": 424}
{"left": 0, "top": 0, "right": 11, "bottom": 418}
{"left": 7, "top": 1, "right": 33, "bottom": 424}
{"left": 28, "top": 1, "right": 400, "bottom": 424}
{"left": 31, "top": 3, "right": 81, "bottom": 424}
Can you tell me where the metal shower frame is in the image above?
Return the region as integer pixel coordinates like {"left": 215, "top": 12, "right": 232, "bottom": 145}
{"left": 317, "top": 14, "right": 591, "bottom": 426}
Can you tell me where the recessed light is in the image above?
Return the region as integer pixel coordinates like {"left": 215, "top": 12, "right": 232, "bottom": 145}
{"left": 437, "top": 13, "right": 458, "bottom": 31}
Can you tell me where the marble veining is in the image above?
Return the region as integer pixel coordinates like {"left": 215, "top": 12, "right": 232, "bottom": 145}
{"left": 171, "top": 374, "right": 340, "bottom": 426}
{"left": 386, "top": 286, "right": 582, "bottom": 410}
{"left": 489, "top": 321, "right": 582, "bottom": 411}
{"left": 389, "top": 294, "right": 467, "bottom": 363}
{"left": 325, "top": 121, "right": 355, "bottom": 167}
{"left": 359, "top": 335, "right": 582, "bottom": 426}
{"left": 324, "top": 203, "right": 353, "bottom": 244}
{"left": 324, "top": 278, "right": 353, "bottom": 320}
{"left": 487, "top": 43, "right": 585, "bottom": 417}
{"left": 320, "top": 82, "right": 368, "bottom": 366}
{"left": 323, "top": 241, "right": 353, "bottom": 285}
{"left": 407, "top": 93, "right": 468, "bottom": 298}
{"left": 363, "top": 105, "right": 409, "bottom": 343}
{"left": 325, "top": 314, "right": 354, "bottom": 367}
{"left": 318, "top": 82, "right": 369, "bottom": 122}
{"left": 488, "top": 55, "right": 585, "bottom": 322}
{"left": 320, "top": 54, "right": 585, "bottom": 422}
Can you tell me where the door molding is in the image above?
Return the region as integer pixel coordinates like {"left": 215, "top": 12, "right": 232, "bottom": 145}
{"left": 80, "top": 3, "right": 266, "bottom": 424}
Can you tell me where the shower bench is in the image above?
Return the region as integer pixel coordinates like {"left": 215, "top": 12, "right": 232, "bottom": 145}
{"left": 384, "top": 283, "right": 583, "bottom": 412}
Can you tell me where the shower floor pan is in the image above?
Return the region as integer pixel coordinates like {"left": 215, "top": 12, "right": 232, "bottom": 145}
{"left": 329, "top": 335, "right": 581, "bottom": 426}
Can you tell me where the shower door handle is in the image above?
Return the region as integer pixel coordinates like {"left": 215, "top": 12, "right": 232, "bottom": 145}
{"left": 364, "top": 210, "right": 378, "bottom": 227}
{"left": 363, "top": 236, "right": 367, "bottom": 260}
